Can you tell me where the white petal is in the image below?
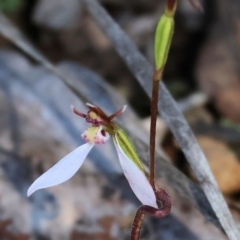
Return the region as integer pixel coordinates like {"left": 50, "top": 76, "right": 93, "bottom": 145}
{"left": 27, "top": 143, "right": 94, "bottom": 196}
{"left": 114, "top": 139, "right": 158, "bottom": 208}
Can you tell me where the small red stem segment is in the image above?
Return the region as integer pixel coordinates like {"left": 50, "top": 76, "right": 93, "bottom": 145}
{"left": 131, "top": 188, "right": 171, "bottom": 240}
{"left": 167, "top": 0, "right": 176, "bottom": 11}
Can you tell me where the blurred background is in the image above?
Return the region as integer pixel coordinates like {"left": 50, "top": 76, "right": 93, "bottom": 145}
{"left": 0, "top": 0, "right": 240, "bottom": 239}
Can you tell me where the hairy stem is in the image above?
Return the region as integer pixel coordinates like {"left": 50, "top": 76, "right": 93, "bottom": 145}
{"left": 131, "top": 188, "right": 171, "bottom": 240}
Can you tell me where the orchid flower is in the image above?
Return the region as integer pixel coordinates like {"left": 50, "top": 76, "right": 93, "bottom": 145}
{"left": 27, "top": 103, "right": 157, "bottom": 208}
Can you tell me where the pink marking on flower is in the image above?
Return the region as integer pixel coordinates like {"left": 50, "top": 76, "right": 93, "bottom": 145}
{"left": 81, "top": 125, "right": 110, "bottom": 145}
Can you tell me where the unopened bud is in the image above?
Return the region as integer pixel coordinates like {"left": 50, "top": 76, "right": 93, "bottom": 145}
{"left": 154, "top": 0, "right": 177, "bottom": 72}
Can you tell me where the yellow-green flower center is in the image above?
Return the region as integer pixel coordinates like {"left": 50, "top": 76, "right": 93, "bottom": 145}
{"left": 82, "top": 125, "right": 109, "bottom": 144}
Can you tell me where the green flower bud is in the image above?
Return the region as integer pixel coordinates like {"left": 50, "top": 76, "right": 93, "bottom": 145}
{"left": 154, "top": 0, "right": 177, "bottom": 72}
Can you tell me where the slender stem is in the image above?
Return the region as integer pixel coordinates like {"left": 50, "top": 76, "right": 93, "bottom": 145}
{"left": 131, "top": 188, "right": 171, "bottom": 240}
{"left": 149, "top": 70, "right": 162, "bottom": 188}
{"left": 132, "top": 71, "right": 164, "bottom": 240}
{"left": 131, "top": 207, "right": 146, "bottom": 240}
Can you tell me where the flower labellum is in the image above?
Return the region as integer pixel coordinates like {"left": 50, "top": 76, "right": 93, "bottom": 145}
{"left": 27, "top": 103, "right": 157, "bottom": 208}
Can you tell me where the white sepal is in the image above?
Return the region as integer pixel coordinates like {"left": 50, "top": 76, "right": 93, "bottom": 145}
{"left": 113, "top": 139, "right": 158, "bottom": 208}
{"left": 27, "top": 143, "right": 94, "bottom": 196}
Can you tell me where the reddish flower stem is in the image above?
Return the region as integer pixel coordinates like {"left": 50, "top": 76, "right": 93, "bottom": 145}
{"left": 131, "top": 188, "right": 171, "bottom": 240}
{"left": 131, "top": 69, "right": 171, "bottom": 240}
{"left": 149, "top": 70, "right": 162, "bottom": 189}
{"left": 131, "top": 0, "right": 176, "bottom": 237}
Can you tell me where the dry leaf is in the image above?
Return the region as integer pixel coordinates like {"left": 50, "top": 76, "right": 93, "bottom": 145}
{"left": 197, "top": 136, "right": 240, "bottom": 194}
